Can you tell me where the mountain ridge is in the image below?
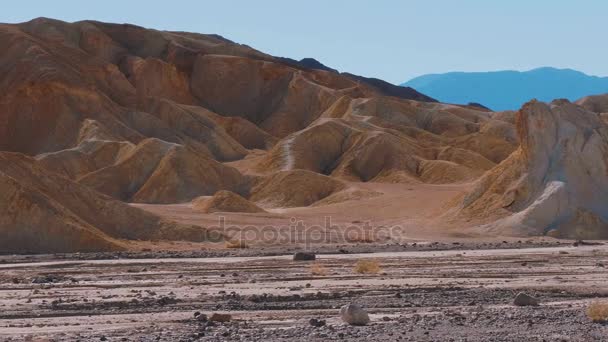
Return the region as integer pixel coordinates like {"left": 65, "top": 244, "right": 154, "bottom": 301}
{"left": 402, "top": 67, "right": 608, "bottom": 111}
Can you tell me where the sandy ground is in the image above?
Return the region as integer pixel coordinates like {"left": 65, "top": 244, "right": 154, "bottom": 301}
{"left": 133, "top": 182, "right": 478, "bottom": 249}
{"left": 1, "top": 242, "right": 607, "bottom": 341}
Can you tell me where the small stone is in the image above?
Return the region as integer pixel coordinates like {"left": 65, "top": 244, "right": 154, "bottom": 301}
{"left": 309, "top": 318, "right": 326, "bottom": 327}
{"left": 194, "top": 312, "right": 208, "bottom": 322}
{"left": 340, "top": 303, "right": 370, "bottom": 326}
{"left": 513, "top": 292, "right": 539, "bottom": 306}
{"left": 293, "top": 252, "right": 316, "bottom": 261}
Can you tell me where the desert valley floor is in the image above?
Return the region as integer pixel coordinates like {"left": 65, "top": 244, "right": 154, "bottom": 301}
{"left": 1, "top": 238, "right": 607, "bottom": 341}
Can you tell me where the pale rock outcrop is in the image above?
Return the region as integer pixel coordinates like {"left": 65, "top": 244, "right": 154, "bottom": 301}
{"left": 458, "top": 100, "right": 608, "bottom": 239}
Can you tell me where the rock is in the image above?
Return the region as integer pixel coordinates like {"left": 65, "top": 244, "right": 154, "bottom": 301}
{"left": 31, "top": 275, "right": 63, "bottom": 284}
{"left": 513, "top": 292, "right": 540, "bottom": 306}
{"left": 309, "top": 318, "right": 326, "bottom": 327}
{"left": 194, "top": 312, "right": 208, "bottom": 322}
{"left": 340, "top": 303, "right": 370, "bottom": 326}
{"left": 576, "top": 93, "right": 608, "bottom": 114}
{"left": 293, "top": 252, "right": 316, "bottom": 261}
{"left": 457, "top": 100, "right": 608, "bottom": 239}
{"left": 209, "top": 313, "right": 232, "bottom": 323}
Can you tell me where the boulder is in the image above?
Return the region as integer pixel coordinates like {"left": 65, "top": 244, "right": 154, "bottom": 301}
{"left": 293, "top": 252, "right": 316, "bottom": 261}
{"left": 309, "top": 318, "right": 326, "bottom": 327}
{"left": 193, "top": 312, "right": 208, "bottom": 322}
{"left": 513, "top": 292, "right": 539, "bottom": 306}
{"left": 340, "top": 303, "right": 370, "bottom": 326}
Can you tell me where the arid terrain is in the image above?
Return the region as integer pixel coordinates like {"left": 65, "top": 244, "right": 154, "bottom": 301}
{"left": 2, "top": 16, "right": 608, "bottom": 341}
{"left": 1, "top": 241, "right": 608, "bottom": 341}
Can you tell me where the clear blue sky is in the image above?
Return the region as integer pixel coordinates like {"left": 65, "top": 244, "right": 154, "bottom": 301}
{"left": 3, "top": 0, "right": 607, "bottom": 84}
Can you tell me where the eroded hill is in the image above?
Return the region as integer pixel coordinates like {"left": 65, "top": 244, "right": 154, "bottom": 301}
{"left": 2, "top": 18, "right": 606, "bottom": 253}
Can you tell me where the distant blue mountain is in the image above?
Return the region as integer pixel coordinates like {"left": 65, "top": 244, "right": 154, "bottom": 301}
{"left": 401, "top": 67, "right": 608, "bottom": 111}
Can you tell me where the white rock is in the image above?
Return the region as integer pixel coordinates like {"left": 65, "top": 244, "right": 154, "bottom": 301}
{"left": 460, "top": 100, "right": 608, "bottom": 239}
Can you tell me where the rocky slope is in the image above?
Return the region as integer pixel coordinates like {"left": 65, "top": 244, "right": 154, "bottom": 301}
{"left": 0, "top": 153, "right": 211, "bottom": 253}
{"left": 454, "top": 100, "right": 608, "bottom": 239}
{"left": 257, "top": 98, "right": 515, "bottom": 184}
{"left": 192, "top": 190, "right": 266, "bottom": 214}
{"left": 576, "top": 93, "right": 608, "bottom": 116}
{"left": 5, "top": 17, "right": 606, "bottom": 253}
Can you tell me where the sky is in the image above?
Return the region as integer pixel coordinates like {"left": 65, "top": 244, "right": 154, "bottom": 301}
{"left": 3, "top": 0, "right": 607, "bottom": 84}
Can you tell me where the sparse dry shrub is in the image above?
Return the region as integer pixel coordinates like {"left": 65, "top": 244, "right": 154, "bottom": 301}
{"left": 310, "top": 263, "right": 328, "bottom": 276}
{"left": 225, "top": 240, "right": 249, "bottom": 249}
{"left": 354, "top": 259, "right": 381, "bottom": 274}
{"left": 587, "top": 301, "right": 608, "bottom": 323}
{"left": 345, "top": 231, "right": 376, "bottom": 243}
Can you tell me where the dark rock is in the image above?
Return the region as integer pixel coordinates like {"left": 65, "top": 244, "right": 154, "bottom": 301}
{"left": 309, "top": 318, "right": 326, "bottom": 327}
{"left": 293, "top": 252, "right": 316, "bottom": 261}
{"left": 513, "top": 292, "right": 539, "bottom": 306}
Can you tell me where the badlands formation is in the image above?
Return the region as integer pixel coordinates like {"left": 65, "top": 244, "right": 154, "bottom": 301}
{"left": 0, "top": 18, "right": 607, "bottom": 254}
{"left": 454, "top": 100, "right": 608, "bottom": 239}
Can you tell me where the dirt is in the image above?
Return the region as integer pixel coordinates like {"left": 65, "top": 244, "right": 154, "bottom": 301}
{"left": 1, "top": 242, "right": 607, "bottom": 341}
